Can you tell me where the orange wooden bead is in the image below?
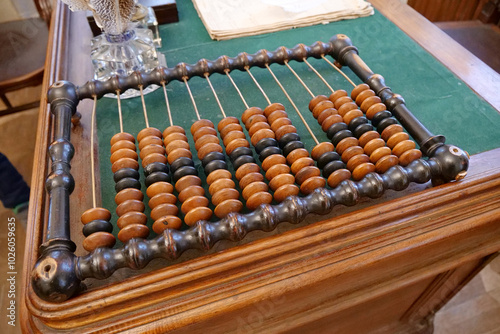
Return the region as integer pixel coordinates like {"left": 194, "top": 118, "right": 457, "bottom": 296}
{"left": 387, "top": 131, "right": 409, "bottom": 149}
{"left": 335, "top": 137, "right": 359, "bottom": 155}
{"left": 269, "top": 173, "right": 295, "bottom": 192}
{"left": 111, "top": 140, "right": 136, "bottom": 154}
{"left": 197, "top": 142, "right": 223, "bottom": 160}
{"left": 191, "top": 119, "right": 214, "bottom": 135}
{"left": 262, "top": 154, "right": 287, "bottom": 172}
{"left": 116, "top": 199, "right": 145, "bottom": 217}
{"left": 363, "top": 138, "right": 386, "bottom": 156}
{"left": 239, "top": 172, "right": 264, "bottom": 190}
{"left": 355, "top": 89, "right": 375, "bottom": 106}
{"left": 242, "top": 181, "right": 268, "bottom": 200}
{"left": 141, "top": 152, "right": 167, "bottom": 168}
{"left": 327, "top": 169, "right": 351, "bottom": 188}
{"left": 151, "top": 203, "right": 178, "bottom": 221}
{"left": 115, "top": 188, "right": 144, "bottom": 205}
{"left": 209, "top": 178, "right": 235, "bottom": 196}
{"left": 316, "top": 108, "right": 338, "bottom": 125}
{"left": 220, "top": 123, "right": 244, "bottom": 139}
{"left": 81, "top": 207, "right": 111, "bottom": 224}
{"left": 245, "top": 114, "right": 268, "bottom": 130}
{"left": 392, "top": 140, "right": 416, "bottom": 157}
{"left": 139, "top": 144, "right": 165, "bottom": 160}
{"left": 162, "top": 125, "right": 185, "bottom": 138}
{"left": 295, "top": 165, "right": 321, "bottom": 185}
{"left": 215, "top": 199, "right": 243, "bottom": 218}
{"left": 223, "top": 131, "right": 247, "bottom": 148}
{"left": 369, "top": 147, "right": 392, "bottom": 164}
{"left": 337, "top": 102, "right": 358, "bottom": 118}
{"left": 265, "top": 164, "right": 290, "bottom": 181}
{"left": 175, "top": 175, "right": 201, "bottom": 193}
{"left": 399, "top": 149, "right": 422, "bottom": 166}
{"left": 147, "top": 181, "right": 174, "bottom": 198}
{"left": 273, "top": 184, "right": 300, "bottom": 202}
{"left": 308, "top": 95, "right": 328, "bottom": 112}
{"left": 264, "top": 103, "right": 285, "bottom": 117}
{"left": 148, "top": 192, "right": 177, "bottom": 209}
{"left": 248, "top": 121, "right": 271, "bottom": 138}
{"left": 212, "top": 188, "right": 240, "bottom": 206}
{"left": 375, "top": 155, "right": 399, "bottom": 173}
{"left": 275, "top": 124, "right": 297, "bottom": 141}
{"left": 179, "top": 185, "right": 205, "bottom": 203}
{"left": 366, "top": 103, "right": 387, "bottom": 120}
{"left": 352, "top": 162, "right": 376, "bottom": 180}
{"left": 235, "top": 162, "right": 260, "bottom": 180}
{"left": 381, "top": 124, "right": 405, "bottom": 142}
{"left": 167, "top": 148, "right": 192, "bottom": 165}
{"left": 181, "top": 195, "right": 209, "bottom": 215}
{"left": 347, "top": 153, "right": 370, "bottom": 171}
{"left": 312, "top": 101, "right": 335, "bottom": 119}
{"left": 321, "top": 114, "right": 343, "bottom": 132}
{"left": 117, "top": 211, "right": 147, "bottom": 229}
{"left": 360, "top": 96, "right": 382, "bottom": 113}
{"left": 193, "top": 127, "right": 218, "bottom": 142}
{"left": 334, "top": 96, "right": 353, "bottom": 110}
{"left": 137, "top": 127, "right": 162, "bottom": 143}
{"left": 241, "top": 107, "right": 263, "bottom": 125}
{"left": 206, "top": 169, "right": 232, "bottom": 185}
{"left": 300, "top": 176, "right": 326, "bottom": 194}
{"left": 225, "top": 138, "right": 250, "bottom": 155}
{"left": 152, "top": 216, "right": 182, "bottom": 234}
{"left": 194, "top": 134, "right": 219, "bottom": 151}
{"left": 245, "top": 192, "right": 273, "bottom": 210}
{"left": 118, "top": 224, "right": 149, "bottom": 243}
{"left": 184, "top": 207, "right": 212, "bottom": 226}
{"left": 138, "top": 136, "right": 163, "bottom": 150}
{"left": 311, "top": 142, "right": 334, "bottom": 161}
{"left": 164, "top": 132, "right": 188, "bottom": 145}
{"left": 83, "top": 232, "right": 116, "bottom": 252}
{"left": 329, "top": 90, "right": 348, "bottom": 104}
{"left": 350, "top": 84, "right": 370, "bottom": 100}
{"left": 111, "top": 158, "right": 139, "bottom": 173}
{"left": 341, "top": 146, "right": 364, "bottom": 164}
{"left": 270, "top": 117, "right": 292, "bottom": 133}
{"left": 217, "top": 116, "right": 239, "bottom": 132}
{"left": 358, "top": 130, "right": 380, "bottom": 148}
{"left": 110, "top": 132, "right": 135, "bottom": 146}
{"left": 267, "top": 110, "right": 288, "bottom": 125}
{"left": 251, "top": 128, "right": 275, "bottom": 146}
{"left": 166, "top": 139, "right": 190, "bottom": 154}
{"left": 291, "top": 157, "right": 315, "bottom": 175}
{"left": 342, "top": 109, "right": 364, "bottom": 125}
{"left": 286, "top": 148, "right": 309, "bottom": 165}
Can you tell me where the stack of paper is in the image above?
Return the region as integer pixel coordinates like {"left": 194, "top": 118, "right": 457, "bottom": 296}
{"left": 192, "top": 0, "right": 374, "bottom": 40}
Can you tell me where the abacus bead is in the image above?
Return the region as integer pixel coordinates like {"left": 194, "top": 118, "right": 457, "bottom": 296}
{"left": 371, "top": 110, "right": 392, "bottom": 127}
{"left": 352, "top": 162, "right": 376, "bottom": 180}
{"left": 341, "top": 146, "right": 365, "bottom": 163}
{"left": 197, "top": 142, "right": 223, "bottom": 160}
{"left": 235, "top": 163, "right": 260, "bottom": 180}
{"left": 364, "top": 138, "right": 386, "bottom": 156}
{"left": 251, "top": 128, "right": 275, "bottom": 146}
{"left": 312, "top": 101, "right": 335, "bottom": 119}
{"left": 166, "top": 139, "right": 190, "bottom": 154}
{"left": 111, "top": 132, "right": 135, "bottom": 146}
{"left": 355, "top": 89, "right": 375, "bottom": 105}
{"left": 377, "top": 117, "right": 399, "bottom": 133}
{"left": 118, "top": 224, "right": 149, "bottom": 243}
{"left": 337, "top": 102, "right": 358, "bottom": 118}
{"left": 117, "top": 211, "right": 148, "bottom": 229}
{"left": 321, "top": 114, "right": 343, "bottom": 132}
{"left": 360, "top": 96, "right": 382, "bottom": 113}
{"left": 209, "top": 178, "right": 235, "bottom": 196}
{"left": 204, "top": 159, "right": 228, "bottom": 175}
{"left": 116, "top": 199, "right": 145, "bottom": 217}
{"left": 334, "top": 96, "right": 353, "bottom": 110}
{"left": 343, "top": 109, "right": 364, "bottom": 126}
{"left": 223, "top": 131, "right": 246, "bottom": 147}
{"left": 329, "top": 90, "right": 348, "bottom": 103}
{"left": 347, "top": 154, "right": 370, "bottom": 171}
{"left": 178, "top": 185, "right": 205, "bottom": 203}
{"left": 267, "top": 109, "right": 288, "bottom": 125}
{"left": 248, "top": 122, "right": 271, "bottom": 138}
{"left": 278, "top": 132, "right": 301, "bottom": 148}
{"left": 348, "top": 115, "right": 369, "bottom": 132}
{"left": 269, "top": 173, "right": 295, "bottom": 192}
{"left": 286, "top": 148, "right": 309, "bottom": 165}
{"left": 191, "top": 119, "right": 214, "bottom": 135}
{"left": 145, "top": 172, "right": 171, "bottom": 187}
{"left": 217, "top": 116, "right": 240, "bottom": 132}
{"left": 316, "top": 108, "right": 337, "bottom": 125}
{"left": 239, "top": 172, "right": 264, "bottom": 190}
{"left": 317, "top": 151, "right": 341, "bottom": 169}
{"left": 152, "top": 216, "right": 182, "bottom": 234}
{"left": 259, "top": 146, "right": 282, "bottom": 162}
{"left": 139, "top": 144, "right": 165, "bottom": 160}
{"left": 181, "top": 195, "right": 210, "bottom": 214}
{"left": 261, "top": 154, "right": 286, "bottom": 171}
{"left": 170, "top": 157, "right": 194, "bottom": 173}
{"left": 112, "top": 158, "right": 139, "bottom": 173}
{"left": 148, "top": 192, "right": 177, "bottom": 209}
{"left": 245, "top": 192, "right": 273, "bottom": 210}
{"left": 332, "top": 129, "right": 354, "bottom": 146}
{"left": 229, "top": 146, "right": 253, "bottom": 162}
{"left": 369, "top": 147, "right": 392, "bottom": 164}
{"left": 300, "top": 176, "right": 326, "bottom": 194}
{"left": 151, "top": 203, "right": 179, "bottom": 221}
{"left": 283, "top": 140, "right": 305, "bottom": 157}
{"left": 335, "top": 137, "right": 359, "bottom": 155}
{"left": 115, "top": 178, "right": 141, "bottom": 193}
{"left": 111, "top": 140, "right": 136, "bottom": 154}
{"left": 353, "top": 123, "right": 374, "bottom": 138}
{"left": 138, "top": 136, "right": 163, "bottom": 150}
{"left": 175, "top": 175, "right": 201, "bottom": 193}
{"left": 173, "top": 166, "right": 197, "bottom": 183}
{"left": 83, "top": 232, "right": 116, "bottom": 252}
{"left": 167, "top": 148, "right": 192, "bottom": 165}
{"left": 393, "top": 140, "right": 416, "bottom": 157}
{"left": 327, "top": 169, "right": 351, "bottom": 188}
{"left": 265, "top": 163, "right": 290, "bottom": 181}
{"left": 220, "top": 123, "right": 244, "bottom": 139}
{"left": 375, "top": 155, "right": 399, "bottom": 173}
{"left": 263, "top": 103, "right": 285, "bottom": 117}
{"left": 323, "top": 160, "right": 346, "bottom": 178}
{"left": 308, "top": 95, "right": 328, "bottom": 111}
{"left": 366, "top": 103, "right": 387, "bottom": 120}
{"left": 326, "top": 122, "right": 348, "bottom": 140}
{"left": 212, "top": 188, "right": 240, "bottom": 206}
{"left": 82, "top": 219, "right": 113, "bottom": 237}
{"left": 359, "top": 131, "right": 380, "bottom": 148}
{"left": 387, "top": 132, "right": 410, "bottom": 149}
{"left": 233, "top": 155, "right": 255, "bottom": 171}
{"left": 225, "top": 138, "right": 250, "bottom": 155}
{"left": 193, "top": 127, "right": 217, "bottom": 142}
{"left": 295, "top": 165, "right": 321, "bottom": 185}
{"left": 381, "top": 124, "right": 405, "bottom": 142}
{"left": 113, "top": 167, "right": 140, "bottom": 183}
{"left": 350, "top": 84, "right": 370, "bottom": 100}
{"left": 242, "top": 181, "right": 268, "bottom": 200}
{"left": 241, "top": 107, "right": 263, "bottom": 124}
{"left": 271, "top": 117, "right": 292, "bottom": 133}
{"left": 115, "top": 188, "right": 144, "bottom": 205}
{"left": 245, "top": 114, "right": 267, "bottom": 130}
{"left": 273, "top": 184, "right": 300, "bottom": 202}
{"left": 143, "top": 162, "right": 168, "bottom": 177}
{"left": 311, "top": 142, "right": 335, "bottom": 161}
{"left": 162, "top": 125, "right": 185, "bottom": 138}
{"left": 399, "top": 149, "right": 422, "bottom": 166}
{"left": 137, "top": 127, "right": 162, "bottom": 142}
{"left": 255, "top": 137, "right": 278, "bottom": 154}
{"left": 141, "top": 153, "right": 167, "bottom": 168}
{"left": 162, "top": 130, "right": 188, "bottom": 144}
{"left": 184, "top": 207, "right": 212, "bottom": 226}
{"left": 275, "top": 125, "right": 298, "bottom": 141}
{"left": 207, "top": 169, "right": 232, "bottom": 185}
{"left": 147, "top": 181, "right": 174, "bottom": 198}
{"left": 81, "top": 207, "right": 111, "bottom": 224}
{"left": 291, "top": 157, "right": 315, "bottom": 175}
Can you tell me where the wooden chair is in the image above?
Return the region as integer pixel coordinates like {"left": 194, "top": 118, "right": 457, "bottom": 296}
{"left": 0, "top": 0, "right": 52, "bottom": 117}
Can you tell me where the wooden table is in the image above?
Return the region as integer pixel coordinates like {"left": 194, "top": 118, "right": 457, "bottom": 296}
{"left": 21, "top": 0, "right": 500, "bottom": 333}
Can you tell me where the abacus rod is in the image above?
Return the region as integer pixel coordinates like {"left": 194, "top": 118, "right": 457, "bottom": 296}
{"left": 161, "top": 82, "right": 174, "bottom": 127}
{"left": 225, "top": 70, "right": 249, "bottom": 109}
{"left": 116, "top": 90, "right": 124, "bottom": 133}
{"left": 303, "top": 58, "right": 335, "bottom": 93}
{"left": 245, "top": 67, "right": 272, "bottom": 105}
{"left": 139, "top": 85, "right": 150, "bottom": 128}
{"left": 321, "top": 55, "right": 356, "bottom": 88}
{"left": 265, "top": 63, "right": 319, "bottom": 146}
{"left": 90, "top": 96, "right": 97, "bottom": 209}
{"left": 284, "top": 61, "right": 315, "bottom": 98}
{"left": 183, "top": 77, "right": 201, "bottom": 121}
{"left": 205, "top": 73, "right": 226, "bottom": 118}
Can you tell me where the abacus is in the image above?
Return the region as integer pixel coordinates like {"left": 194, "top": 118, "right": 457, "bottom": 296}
{"left": 31, "top": 34, "right": 469, "bottom": 302}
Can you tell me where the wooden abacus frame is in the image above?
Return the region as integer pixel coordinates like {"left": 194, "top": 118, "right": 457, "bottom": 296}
{"left": 31, "top": 34, "right": 469, "bottom": 303}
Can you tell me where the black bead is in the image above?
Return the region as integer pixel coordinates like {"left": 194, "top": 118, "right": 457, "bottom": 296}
{"left": 229, "top": 146, "right": 253, "bottom": 162}
{"left": 173, "top": 165, "right": 198, "bottom": 183}
{"left": 143, "top": 162, "right": 169, "bottom": 177}
{"left": 371, "top": 110, "right": 392, "bottom": 127}
{"left": 278, "top": 132, "right": 301, "bottom": 148}
{"left": 204, "top": 159, "right": 228, "bottom": 175}
{"left": 115, "top": 177, "right": 141, "bottom": 193}
{"left": 82, "top": 219, "right": 113, "bottom": 237}
{"left": 233, "top": 154, "right": 255, "bottom": 170}
{"left": 259, "top": 146, "right": 282, "bottom": 162}
{"left": 317, "top": 151, "right": 341, "bottom": 169}
{"left": 323, "top": 160, "right": 346, "bottom": 178}
{"left": 202, "top": 151, "right": 225, "bottom": 168}
{"left": 326, "top": 122, "right": 348, "bottom": 140}
{"left": 332, "top": 129, "right": 354, "bottom": 146}
{"left": 353, "top": 123, "right": 374, "bottom": 138}
{"left": 377, "top": 117, "right": 399, "bottom": 133}
{"left": 113, "top": 168, "right": 139, "bottom": 183}
{"left": 170, "top": 157, "right": 194, "bottom": 173}
{"left": 145, "top": 172, "right": 171, "bottom": 187}
{"left": 282, "top": 140, "right": 305, "bottom": 157}
{"left": 254, "top": 137, "right": 278, "bottom": 154}
{"left": 348, "top": 116, "right": 369, "bottom": 132}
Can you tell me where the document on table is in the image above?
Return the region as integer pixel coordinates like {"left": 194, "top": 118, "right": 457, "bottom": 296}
{"left": 192, "top": 0, "right": 374, "bottom": 40}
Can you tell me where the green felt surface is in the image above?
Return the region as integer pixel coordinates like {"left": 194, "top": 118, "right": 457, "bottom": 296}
{"left": 95, "top": 1, "right": 500, "bottom": 242}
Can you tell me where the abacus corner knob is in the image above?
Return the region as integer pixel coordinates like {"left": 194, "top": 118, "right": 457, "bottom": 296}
{"left": 431, "top": 144, "right": 469, "bottom": 183}
{"left": 31, "top": 240, "right": 80, "bottom": 303}
{"left": 47, "top": 81, "right": 79, "bottom": 114}
{"left": 329, "top": 34, "right": 357, "bottom": 65}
